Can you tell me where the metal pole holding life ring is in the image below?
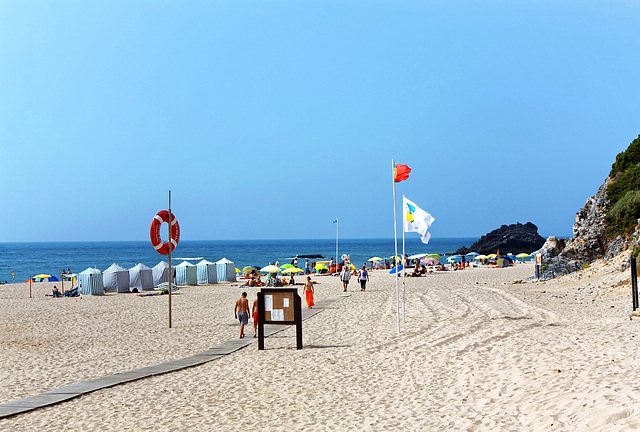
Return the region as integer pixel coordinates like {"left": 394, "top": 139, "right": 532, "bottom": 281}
{"left": 150, "top": 197, "right": 179, "bottom": 328}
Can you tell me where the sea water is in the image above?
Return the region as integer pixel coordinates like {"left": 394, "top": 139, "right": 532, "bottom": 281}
{"left": 0, "top": 237, "right": 477, "bottom": 283}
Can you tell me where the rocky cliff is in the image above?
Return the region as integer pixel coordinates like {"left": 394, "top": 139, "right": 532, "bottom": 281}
{"left": 536, "top": 176, "right": 636, "bottom": 279}
{"left": 456, "top": 222, "right": 546, "bottom": 256}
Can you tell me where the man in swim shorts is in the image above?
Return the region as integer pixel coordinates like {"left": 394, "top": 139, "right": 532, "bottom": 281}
{"left": 234, "top": 292, "right": 250, "bottom": 338}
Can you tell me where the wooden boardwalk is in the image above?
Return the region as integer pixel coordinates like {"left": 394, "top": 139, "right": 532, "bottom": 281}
{"left": 0, "top": 294, "right": 346, "bottom": 419}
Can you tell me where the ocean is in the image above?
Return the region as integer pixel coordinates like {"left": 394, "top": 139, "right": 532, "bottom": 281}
{"left": 0, "top": 237, "right": 477, "bottom": 283}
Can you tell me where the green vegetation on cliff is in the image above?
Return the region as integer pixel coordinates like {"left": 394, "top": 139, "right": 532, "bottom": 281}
{"left": 607, "top": 134, "right": 640, "bottom": 235}
{"left": 610, "top": 135, "right": 640, "bottom": 177}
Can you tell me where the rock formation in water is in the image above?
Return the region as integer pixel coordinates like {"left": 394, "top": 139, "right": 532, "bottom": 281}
{"left": 455, "top": 222, "right": 546, "bottom": 256}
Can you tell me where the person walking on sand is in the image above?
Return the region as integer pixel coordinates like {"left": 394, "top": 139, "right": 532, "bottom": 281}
{"left": 358, "top": 265, "right": 369, "bottom": 291}
{"left": 252, "top": 294, "right": 259, "bottom": 338}
{"left": 304, "top": 276, "right": 315, "bottom": 308}
{"left": 234, "top": 292, "right": 250, "bottom": 338}
{"left": 340, "top": 265, "right": 350, "bottom": 292}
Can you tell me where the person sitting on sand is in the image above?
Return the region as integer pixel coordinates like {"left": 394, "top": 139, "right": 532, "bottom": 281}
{"left": 52, "top": 286, "right": 61, "bottom": 298}
{"left": 410, "top": 261, "right": 421, "bottom": 277}
{"left": 242, "top": 276, "right": 257, "bottom": 287}
{"left": 288, "top": 274, "right": 295, "bottom": 285}
{"left": 255, "top": 275, "right": 264, "bottom": 287}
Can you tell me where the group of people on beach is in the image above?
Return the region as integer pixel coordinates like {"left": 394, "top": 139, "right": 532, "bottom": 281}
{"left": 234, "top": 275, "right": 318, "bottom": 338}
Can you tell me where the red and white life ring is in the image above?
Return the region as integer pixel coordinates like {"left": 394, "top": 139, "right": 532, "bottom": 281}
{"left": 150, "top": 210, "right": 180, "bottom": 255}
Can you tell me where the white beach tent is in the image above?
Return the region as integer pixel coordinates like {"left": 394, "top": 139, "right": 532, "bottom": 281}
{"left": 103, "top": 263, "right": 130, "bottom": 293}
{"left": 176, "top": 261, "right": 197, "bottom": 286}
{"left": 196, "top": 259, "right": 217, "bottom": 284}
{"left": 152, "top": 261, "right": 175, "bottom": 286}
{"left": 216, "top": 258, "right": 236, "bottom": 282}
{"left": 129, "top": 263, "right": 154, "bottom": 291}
{"left": 79, "top": 268, "right": 104, "bottom": 295}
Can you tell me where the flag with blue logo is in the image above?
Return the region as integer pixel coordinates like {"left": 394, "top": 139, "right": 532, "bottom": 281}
{"left": 403, "top": 196, "right": 435, "bottom": 244}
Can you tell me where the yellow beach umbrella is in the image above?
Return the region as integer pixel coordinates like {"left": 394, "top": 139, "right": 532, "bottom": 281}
{"left": 282, "top": 267, "right": 303, "bottom": 274}
{"left": 516, "top": 253, "right": 530, "bottom": 258}
{"left": 487, "top": 254, "right": 497, "bottom": 258}
{"left": 368, "top": 257, "right": 383, "bottom": 262}
{"left": 34, "top": 274, "right": 52, "bottom": 279}
{"left": 261, "top": 265, "right": 281, "bottom": 273}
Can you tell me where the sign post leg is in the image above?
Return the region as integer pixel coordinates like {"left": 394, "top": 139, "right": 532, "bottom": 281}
{"left": 258, "top": 292, "right": 264, "bottom": 350}
{"left": 295, "top": 293, "right": 303, "bottom": 350}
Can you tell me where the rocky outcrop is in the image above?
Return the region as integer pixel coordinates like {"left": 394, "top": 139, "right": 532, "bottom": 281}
{"left": 534, "top": 177, "right": 636, "bottom": 279}
{"left": 456, "top": 222, "right": 546, "bottom": 256}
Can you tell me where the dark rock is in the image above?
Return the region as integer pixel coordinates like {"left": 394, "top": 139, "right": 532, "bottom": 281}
{"left": 456, "top": 222, "right": 546, "bottom": 256}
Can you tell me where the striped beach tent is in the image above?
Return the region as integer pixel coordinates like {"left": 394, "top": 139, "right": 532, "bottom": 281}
{"left": 79, "top": 268, "right": 104, "bottom": 295}
{"left": 129, "top": 263, "right": 154, "bottom": 291}
{"left": 103, "top": 263, "right": 130, "bottom": 293}
{"left": 216, "top": 258, "right": 236, "bottom": 282}
{"left": 196, "top": 259, "right": 217, "bottom": 284}
{"left": 176, "top": 261, "right": 197, "bottom": 286}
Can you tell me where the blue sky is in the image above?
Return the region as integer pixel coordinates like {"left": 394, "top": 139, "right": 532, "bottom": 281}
{"left": 1, "top": 1, "right": 639, "bottom": 242}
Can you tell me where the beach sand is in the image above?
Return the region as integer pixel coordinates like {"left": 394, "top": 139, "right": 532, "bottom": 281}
{"left": 2, "top": 260, "right": 640, "bottom": 431}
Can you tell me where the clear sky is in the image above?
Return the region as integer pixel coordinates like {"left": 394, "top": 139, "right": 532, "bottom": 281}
{"left": 1, "top": 1, "right": 639, "bottom": 243}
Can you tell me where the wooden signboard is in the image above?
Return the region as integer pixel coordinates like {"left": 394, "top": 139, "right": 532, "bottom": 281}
{"left": 257, "top": 288, "right": 302, "bottom": 350}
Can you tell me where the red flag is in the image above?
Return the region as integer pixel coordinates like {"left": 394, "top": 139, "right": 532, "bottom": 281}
{"left": 394, "top": 164, "right": 411, "bottom": 182}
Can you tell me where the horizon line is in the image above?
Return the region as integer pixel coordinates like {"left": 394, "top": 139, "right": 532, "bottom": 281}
{"left": 0, "top": 234, "right": 567, "bottom": 245}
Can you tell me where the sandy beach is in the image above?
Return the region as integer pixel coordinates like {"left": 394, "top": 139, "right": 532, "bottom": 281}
{"left": 2, "top": 260, "right": 640, "bottom": 431}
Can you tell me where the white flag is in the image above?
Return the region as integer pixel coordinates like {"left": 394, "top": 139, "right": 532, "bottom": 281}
{"left": 403, "top": 196, "right": 435, "bottom": 244}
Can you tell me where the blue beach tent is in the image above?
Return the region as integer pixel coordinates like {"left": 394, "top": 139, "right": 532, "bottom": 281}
{"left": 103, "top": 263, "right": 130, "bottom": 293}
{"left": 129, "top": 263, "right": 154, "bottom": 291}
{"left": 79, "top": 268, "right": 104, "bottom": 295}
{"left": 216, "top": 258, "right": 236, "bottom": 282}
{"left": 176, "top": 261, "right": 197, "bottom": 286}
{"left": 196, "top": 259, "right": 217, "bottom": 284}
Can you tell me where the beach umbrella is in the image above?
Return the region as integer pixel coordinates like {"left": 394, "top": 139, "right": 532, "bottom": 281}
{"left": 280, "top": 264, "right": 294, "bottom": 269}
{"left": 261, "top": 265, "right": 281, "bottom": 273}
{"left": 407, "top": 253, "right": 428, "bottom": 260}
{"left": 421, "top": 257, "right": 439, "bottom": 266}
{"left": 516, "top": 253, "right": 530, "bottom": 258}
{"left": 368, "top": 257, "right": 383, "bottom": 262}
{"left": 475, "top": 255, "right": 488, "bottom": 260}
{"left": 315, "top": 264, "right": 328, "bottom": 270}
{"left": 426, "top": 253, "right": 441, "bottom": 260}
{"left": 34, "top": 274, "right": 52, "bottom": 279}
{"left": 316, "top": 260, "right": 331, "bottom": 264}
{"left": 465, "top": 252, "right": 479, "bottom": 257}
{"left": 235, "top": 268, "right": 241, "bottom": 273}
{"left": 282, "top": 267, "right": 304, "bottom": 274}
{"left": 389, "top": 265, "right": 404, "bottom": 274}
{"left": 487, "top": 254, "right": 497, "bottom": 258}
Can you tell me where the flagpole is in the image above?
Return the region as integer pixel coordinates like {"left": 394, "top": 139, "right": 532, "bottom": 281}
{"left": 392, "top": 159, "right": 400, "bottom": 334}
{"left": 336, "top": 218, "right": 339, "bottom": 267}
{"left": 402, "top": 193, "right": 406, "bottom": 323}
